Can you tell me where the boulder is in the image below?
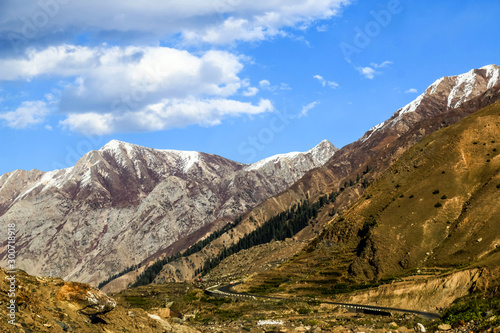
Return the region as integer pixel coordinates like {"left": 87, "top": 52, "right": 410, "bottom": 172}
{"left": 414, "top": 323, "right": 426, "bottom": 332}
{"left": 57, "top": 282, "right": 116, "bottom": 315}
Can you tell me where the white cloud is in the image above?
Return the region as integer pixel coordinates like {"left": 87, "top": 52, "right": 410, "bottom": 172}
{"left": 316, "top": 25, "right": 328, "bottom": 32}
{"left": 405, "top": 88, "right": 418, "bottom": 94}
{"left": 61, "top": 98, "right": 273, "bottom": 135}
{"left": 353, "top": 61, "right": 392, "bottom": 79}
{"left": 313, "top": 75, "right": 325, "bottom": 83}
{"left": 370, "top": 61, "right": 393, "bottom": 68}
{"left": 313, "top": 75, "right": 339, "bottom": 88}
{"left": 0, "top": 45, "right": 274, "bottom": 134}
{"left": 298, "top": 101, "right": 319, "bottom": 118}
{"left": 259, "top": 80, "right": 271, "bottom": 89}
{"left": 1, "top": 0, "right": 351, "bottom": 46}
{"left": 280, "top": 83, "right": 291, "bottom": 90}
{"left": 356, "top": 66, "right": 377, "bottom": 79}
{"left": 0, "top": 45, "right": 244, "bottom": 99}
{"left": 0, "top": 101, "right": 50, "bottom": 129}
{"left": 242, "top": 87, "right": 259, "bottom": 97}
{"left": 257, "top": 79, "right": 291, "bottom": 93}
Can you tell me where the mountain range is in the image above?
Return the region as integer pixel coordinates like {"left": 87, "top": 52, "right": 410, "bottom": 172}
{"left": 1, "top": 64, "right": 500, "bottom": 333}
{"left": 0, "top": 138, "right": 337, "bottom": 285}
{"left": 116, "top": 64, "right": 500, "bottom": 291}
{"left": 3, "top": 65, "right": 500, "bottom": 289}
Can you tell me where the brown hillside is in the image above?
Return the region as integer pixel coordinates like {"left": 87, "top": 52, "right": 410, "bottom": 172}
{"left": 245, "top": 100, "right": 500, "bottom": 301}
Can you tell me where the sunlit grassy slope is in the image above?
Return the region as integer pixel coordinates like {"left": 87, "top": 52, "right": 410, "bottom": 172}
{"left": 245, "top": 100, "right": 500, "bottom": 296}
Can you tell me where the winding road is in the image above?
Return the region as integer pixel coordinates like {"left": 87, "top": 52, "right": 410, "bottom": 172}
{"left": 206, "top": 282, "right": 440, "bottom": 320}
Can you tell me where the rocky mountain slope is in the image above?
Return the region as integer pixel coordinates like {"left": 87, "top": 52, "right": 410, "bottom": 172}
{"left": 123, "top": 65, "right": 500, "bottom": 288}
{"left": 244, "top": 99, "right": 500, "bottom": 305}
{"left": 0, "top": 267, "right": 200, "bottom": 332}
{"left": 0, "top": 140, "right": 337, "bottom": 286}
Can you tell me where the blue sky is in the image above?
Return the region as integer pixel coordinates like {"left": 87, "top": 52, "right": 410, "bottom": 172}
{"left": 0, "top": 0, "right": 499, "bottom": 174}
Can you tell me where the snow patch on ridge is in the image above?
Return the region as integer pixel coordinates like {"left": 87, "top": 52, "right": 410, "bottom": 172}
{"left": 429, "top": 77, "right": 444, "bottom": 94}
{"left": 20, "top": 167, "right": 74, "bottom": 198}
{"left": 447, "top": 69, "right": 478, "bottom": 108}
{"left": 245, "top": 152, "right": 302, "bottom": 171}
{"left": 360, "top": 122, "right": 385, "bottom": 143}
{"left": 162, "top": 150, "right": 201, "bottom": 173}
{"left": 244, "top": 140, "right": 336, "bottom": 172}
{"left": 483, "top": 64, "right": 500, "bottom": 89}
{"left": 397, "top": 93, "right": 425, "bottom": 116}
{"left": 101, "top": 140, "right": 202, "bottom": 173}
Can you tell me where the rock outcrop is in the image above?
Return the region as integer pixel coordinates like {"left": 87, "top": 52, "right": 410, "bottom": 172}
{"left": 57, "top": 282, "right": 117, "bottom": 315}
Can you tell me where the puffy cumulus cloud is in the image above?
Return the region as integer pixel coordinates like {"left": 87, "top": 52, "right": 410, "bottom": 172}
{"left": 61, "top": 98, "right": 273, "bottom": 135}
{"left": 1, "top": 0, "right": 350, "bottom": 46}
{"left": 0, "top": 45, "right": 244, "bottom": 98}
{"left": 0, "top": 44, "right": 273, "bottom": 134}
{"left": 0, "top": 100, "right": 50, "bottom": 129}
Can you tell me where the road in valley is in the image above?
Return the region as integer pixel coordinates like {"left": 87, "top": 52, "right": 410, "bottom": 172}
{"left": 206, "top": 282, "right": 440, "bottom": 320}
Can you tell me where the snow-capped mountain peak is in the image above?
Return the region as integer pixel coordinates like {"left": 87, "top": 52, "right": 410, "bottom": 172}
{"left": 244, "top": 140, "right": 337, "bottom": 172}
{"left": 0, "top": 139, "right": 338, "bottom": 285}
{"left": 360, "top": 64, "right": 500, "bottom": 143}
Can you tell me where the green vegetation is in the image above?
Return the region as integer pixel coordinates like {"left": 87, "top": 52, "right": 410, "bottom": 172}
{"left": 132, "top": 217, "right": 242, "bottom": 287}
{"left": 440, "top": 294, "right": 500, "bottom": 328}
{"left": 214, "top": 309, "right": 243, "bottom": 321}
{"left": 200, "top": 192, "right": 337, "bottom": 275}
{"left": 298, "top": 307, "right": 311, "bottom": 315}
{"left": 123, "top": 296, "right": 160, "bottom": 310}
{"left": 200, "top": 295, "right": 232, "bottom": 306}
{"left": 98, "top": 263, "right": 141, "bottom": 289}
{"left": 358, "top": 216, "right": 377, "bottom": 237}
{"left": 183, "top": 291, "right": 200, "bottom": 302}
{"left": 318, "top": 280, "right": 392, "bottom": 295}
{"left": 247, "top": 277, "right": 289, "bottom": 294}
